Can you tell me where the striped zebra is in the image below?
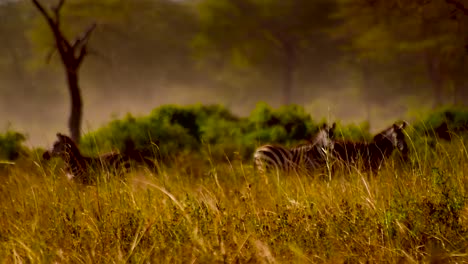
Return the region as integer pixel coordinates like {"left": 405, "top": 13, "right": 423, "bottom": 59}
{"left": 253, "top": 123, "right": 336, "bottom": 180}
{"left": 43, "top": 133, "right": 131, "bottom": 185}
{"left": 332, "top": 121, "right": 409, "bottom": 174}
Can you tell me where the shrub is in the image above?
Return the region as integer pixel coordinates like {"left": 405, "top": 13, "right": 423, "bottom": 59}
{"left": 81, "top": 103, "right": 377, "bottom": 162}
{"left": 332, "top": 121, "right": 372, "bottom": 142}
{"left": 81, "top": 112, "right": 198, "bottom": 161}
{"left": 246, "top": 103, "right": 317, "bottom": 144}
{"left": 0, "top": 130, "right": 27, "bottom": 161}
{"left": 412, "top": 106, "right": 468, "bottom": 141}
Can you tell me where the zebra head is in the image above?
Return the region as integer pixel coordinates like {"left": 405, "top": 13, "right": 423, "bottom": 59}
{"left": 372, "top": 121, "right": 408, "bottom": 158}
{"left": 43, "top": 133, "right": 80, "bottom": 161}
{"left": 312, "top": 122, "right": 336, "bottom": 152}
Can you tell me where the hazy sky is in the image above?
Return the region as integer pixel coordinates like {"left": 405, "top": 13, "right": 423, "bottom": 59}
{"left": 1, "top": 78, "right": 415, "bottom": 148}
{"left": 1, "top": 0, "right": 463, "bottom": 148}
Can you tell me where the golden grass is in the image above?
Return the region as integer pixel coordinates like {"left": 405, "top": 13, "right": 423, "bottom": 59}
{"left": 0, "top": 138, "right": 468, "bottom": 263}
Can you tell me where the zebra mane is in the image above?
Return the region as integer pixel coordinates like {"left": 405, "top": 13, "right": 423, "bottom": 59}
{"left": 56, "top": 133, "right": 83, "bottom": 157}
{"left": 372, "top": 121, "right": 407, "bottom": 142}
{"left": 292, "top": 122, "right": 336, "bottom": 153}
{"left": 293, "top": 142, "right": 316, "bottom": 151}
{"left": 309, "top": 122, "right": 336, "bottom": 146}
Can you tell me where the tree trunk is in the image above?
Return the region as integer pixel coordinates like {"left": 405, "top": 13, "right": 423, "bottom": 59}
{"left": 31, "top": 0, "right": 96, "bottom": 144}
{"left": 282, "top": 41, "right": 295, "bottom": 106}
{"left": 67, "top": 70, "right": 82, "bottom": 143}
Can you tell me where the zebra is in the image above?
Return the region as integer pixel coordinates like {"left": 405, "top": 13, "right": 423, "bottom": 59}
{"left": 122, "top": 136, "right": 159, "bottom": 172}
{"left": 253, "top": 123, "right": 336, "bottom": 181}
{"left": 43, "top": 133, "right": 131, "bottom": 185}
{"left": 332, "top": 121, "right": 409, "bottom": 174}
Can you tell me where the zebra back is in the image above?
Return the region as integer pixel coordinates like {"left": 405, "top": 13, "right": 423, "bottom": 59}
{"left": 333, "top": 121, "right": 408, "bottom": 172}
{"left": 332, "top": 141, "right": 371, "bottom": 169}
{"left": 253, "top": 122, "right": 336, "bottom": 176}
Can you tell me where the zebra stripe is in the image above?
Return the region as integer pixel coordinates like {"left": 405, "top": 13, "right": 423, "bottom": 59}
{"left": 253, "top": 123, "right": 336, "bottom": 177}
{"left": 332, "top": 121, "right": 408, "bottom": 173}
{"left": 43, "top": 133, "right": 130, "bottom": 184}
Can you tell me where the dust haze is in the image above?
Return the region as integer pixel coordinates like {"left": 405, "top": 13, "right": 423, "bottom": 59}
{"left": 1, "top": 0, "right": 465, "bottom": 147}
{"left": 0, "top": 66, "right": 415, "bottom": 147}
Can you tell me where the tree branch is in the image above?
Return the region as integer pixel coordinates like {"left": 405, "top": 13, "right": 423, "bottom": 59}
{"left": 446, "top": 0, "right": 468, "bottom": 16}
{"left": 31, "top": 0, "right": 54, "bottom": 26}
{"left": 49, "top": 0, "right": 65, "bottom": 26}
{"left": 72, "top": 23, "right": 97, "bottom": 49}
{"left": 74, "top": 23, "right": 96, "bottom": 67}
{"left": 76, "top": 46, "right": 87, "bottom": 67}
{"left": 46, "top": 47, "right": 57, "bottom": 64}
{"left": 31, "top": 0, "right": 72, "bottom": 53}
{"left": 51, "top": 0, "right": 65, "bottom": 20}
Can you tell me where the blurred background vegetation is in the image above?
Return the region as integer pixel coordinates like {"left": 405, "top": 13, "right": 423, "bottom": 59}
{"left": 0, "top": 0, "right": 467, "bottom": 147}
{"left": 2, "top": 103, "right": 468, "bottom": 166}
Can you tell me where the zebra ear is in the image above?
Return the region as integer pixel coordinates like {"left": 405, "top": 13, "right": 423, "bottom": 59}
{"left": 56, "top": 133, "right": 67, "bottom": 141}
{"left": 42, "top": 151, "right": 51, "bottom": 160}
{"left": 327, "top": 122, "right": 336, "bottom": 137}
{"left": 321, "top": 123, "right": 335, "bottom": 130}
{"left": 393, "top": 121, "right": 407, "bottom": 131}
{"left": 400, "top": 121, "right": 408, "bottom": 129}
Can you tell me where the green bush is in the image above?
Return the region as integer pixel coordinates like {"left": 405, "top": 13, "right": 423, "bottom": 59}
{"left": 81, "top": 104, "right": 245, "bottom": 160}
{"left": 0, "top": 130, "right": 27, "bottom": 161}
{"left": 246, "top": 103, "right": 318, "bottom": 144}
{"left": 333, "top": 121, "right": 372, "bottom": 142}
{"left": 81, "top": 103, "right": 334, "bottom": 162}
{"left": 81, "top": 113, "right": 198, "bottom": 161}
{"left": 412, "top": 106, "right": 468, "bottom": 140}
{"left": 80, "top": 103, "right": 389, "bottom": 163}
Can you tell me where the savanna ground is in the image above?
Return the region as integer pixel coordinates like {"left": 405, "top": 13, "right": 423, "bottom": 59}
{"left": 1, "top": 134, "right": 468, "bottom": 263}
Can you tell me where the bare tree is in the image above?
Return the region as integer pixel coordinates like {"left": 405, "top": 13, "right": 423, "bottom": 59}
{"left": 31, "top": 0, "right": 96, "bottom": 143}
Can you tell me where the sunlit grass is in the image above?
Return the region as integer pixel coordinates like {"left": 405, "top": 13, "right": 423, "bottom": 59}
{"left": 1, "top": 137, "right": 468, "bottom": 263}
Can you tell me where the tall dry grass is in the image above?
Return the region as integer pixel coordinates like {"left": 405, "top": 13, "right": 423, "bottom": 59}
{"left": 0, "top": 135, "right": 467, "bottom": 263}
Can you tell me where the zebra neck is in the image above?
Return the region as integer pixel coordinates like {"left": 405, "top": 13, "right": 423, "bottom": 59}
{"left": 372, "top": 139, "right": 394, "bottom": 158}
{"left": 64, "top": 147, "right": 87, "bottom": 171}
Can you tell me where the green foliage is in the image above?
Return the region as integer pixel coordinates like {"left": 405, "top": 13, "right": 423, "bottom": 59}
{"left": 412, "top": 106, "right": 468, "bottom": 140}
{"left": 80, "top": 110, "right": 199, "bottom": 161}
{"left": 80, "top": 104, "right": 244, "bottom": 161}
{"left": 195, "top": 0, "right": 335, "bottom": 60}
{"left": 247, "top": 103, "right": 317, "bottom": 144}
{"left": 80, "top": 103, "right": 339, "bottom": 163}
{"left": 333, "top": 121, "right": 372, "bottom": 141}
{"left": 333, "top": 0, "right": 468, "bottom": 106}
{"left": 0, "top": 130, "right": 26, "bottom": 161}
{"left": 194, "top": 0, "right": 338, "bottom": 104}
{"left": 84, "top": 103, "right": 454, "bottom": 164}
